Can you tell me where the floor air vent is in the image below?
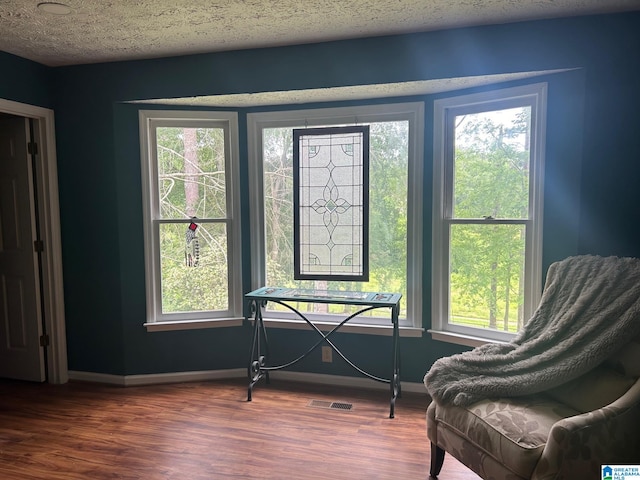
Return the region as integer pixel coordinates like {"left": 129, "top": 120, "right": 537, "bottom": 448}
{"left": 308, "top": 399, "right": 354, "bottom": 411}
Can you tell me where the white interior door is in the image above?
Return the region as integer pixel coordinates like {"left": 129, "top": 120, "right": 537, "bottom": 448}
{"left": 0, "top": 113, "right": 45, "bottom": 381}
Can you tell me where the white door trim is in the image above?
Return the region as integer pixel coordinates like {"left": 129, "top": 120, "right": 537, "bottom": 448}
{"left": 0, "top": 98, "right": 68, "bottom": 384}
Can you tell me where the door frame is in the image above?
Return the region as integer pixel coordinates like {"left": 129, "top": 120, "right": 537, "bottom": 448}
{"left": 0, "top": 98, "right": 68, "bottom": 384}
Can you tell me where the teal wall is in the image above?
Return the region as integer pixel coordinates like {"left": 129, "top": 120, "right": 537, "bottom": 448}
{"left": 2, "top": 12, "right": 639, "bottom": 382}
{"left": 0, "top": 51, "right": 52, "bottom": 108}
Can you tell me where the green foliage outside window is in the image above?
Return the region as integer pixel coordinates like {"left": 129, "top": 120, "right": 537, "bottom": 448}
{"left": 152, "top": 108, "right": 531, "bottom": 329}
{"left": 155, "top": 126, "right": 229, "bottom": 313}
{"left": 262, "top": 121, "right": 408, "bottom": 319}
{"left": 450, "top": 107, "right": 531, "bottom": 333}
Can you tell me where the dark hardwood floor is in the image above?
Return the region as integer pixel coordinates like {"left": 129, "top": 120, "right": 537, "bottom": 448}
{"left": 0, "top": 377, "right": 479, "bottom": 479}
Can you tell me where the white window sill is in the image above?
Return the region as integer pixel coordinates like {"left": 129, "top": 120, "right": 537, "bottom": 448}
{"left": 428, "top": 329, "right": 510, "bottom": 348}
{"left": 145, "top": 317, "right": 244, "bottom": 332}
{"left": 260, "top": 317, "right": 423, "bottom": 337}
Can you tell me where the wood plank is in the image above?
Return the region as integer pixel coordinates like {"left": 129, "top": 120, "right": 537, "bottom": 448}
{"left": 0, "top": 378, "right": 480, "bottom": 479}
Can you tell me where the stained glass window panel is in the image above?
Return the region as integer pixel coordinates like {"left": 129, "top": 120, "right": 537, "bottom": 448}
{"left": 293, "top": 126, "right": 369, "bottom": 281}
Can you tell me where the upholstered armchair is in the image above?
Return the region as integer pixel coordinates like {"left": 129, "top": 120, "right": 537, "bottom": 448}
{"left": 424, "top": 255, "right": 640, "bottom": 480}
{"left": 426, "top": 335, "right": 640, "bottom": 479}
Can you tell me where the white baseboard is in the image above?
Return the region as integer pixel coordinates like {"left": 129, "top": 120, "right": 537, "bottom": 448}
{"left": 68, "top": 368, "right": 427, "bottom": 394}
{"left": 68, "top": 368, "right": 246, "bottom": 386}
{"left": 269, "top": 370, "right": 427, "bottom": 394}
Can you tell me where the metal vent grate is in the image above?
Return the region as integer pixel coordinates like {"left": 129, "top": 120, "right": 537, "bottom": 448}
{"left": 308, "top": 399, "right": 354, "bottom": 411}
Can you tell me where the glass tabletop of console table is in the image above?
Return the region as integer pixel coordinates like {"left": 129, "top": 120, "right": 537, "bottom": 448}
{"left": 246, "top": 286, "right": 402, "bottom": 307}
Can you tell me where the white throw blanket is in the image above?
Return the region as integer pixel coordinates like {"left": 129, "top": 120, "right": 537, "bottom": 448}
{"left": 424, "top": 255, "right": 640, "bottom": 407}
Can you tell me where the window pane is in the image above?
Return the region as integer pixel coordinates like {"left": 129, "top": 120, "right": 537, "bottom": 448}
{"left": 453, "top": 107, "right": 531, "bottom": 219}
{"left": 159, "top": 222, "right": 228, "bottom": 313}
{"left": 449, "top": 223, "right": 526, "bottom": 333}
{"left": 263, "top": 121, "right": 408, "bottom": 318}
{"left": 156, "top": 127, "right": 227, "bottom": 220}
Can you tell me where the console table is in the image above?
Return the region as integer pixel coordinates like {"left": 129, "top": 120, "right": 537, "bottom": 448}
{"left": 245, "top": 286, "right": 402, "bottom": 418}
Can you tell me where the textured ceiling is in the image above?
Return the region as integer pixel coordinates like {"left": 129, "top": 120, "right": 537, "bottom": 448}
{"left": 1, "top": 0, "right": 640, "bottom": 67}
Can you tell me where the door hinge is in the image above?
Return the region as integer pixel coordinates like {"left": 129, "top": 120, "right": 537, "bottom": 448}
{"left": 28, "top": 142, "right": 38, "bottom": 155}
{"left": 40, "top": 334, "right": 50, "bottom": 347}
{"left": 34, "top": 240, "right": 44, "bottom": 252}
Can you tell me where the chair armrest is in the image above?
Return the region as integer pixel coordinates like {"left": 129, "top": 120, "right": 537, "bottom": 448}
{"left": 532, "top": 379, "right": 640, "bottom": 480}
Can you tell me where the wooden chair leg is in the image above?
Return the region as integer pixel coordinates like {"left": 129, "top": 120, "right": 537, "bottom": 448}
{"left": 429, "top": 443, "right": 445, "bottom": 479}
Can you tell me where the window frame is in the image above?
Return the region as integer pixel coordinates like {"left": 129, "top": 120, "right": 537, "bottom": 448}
{"left": 139, "top": 110, "right": 243, "bottom": 331}
{"left": 247, "top": 102, "right": 424, "bottom": 335}
{"left": 431, "top": 83, "right": 547, "bottom": 346}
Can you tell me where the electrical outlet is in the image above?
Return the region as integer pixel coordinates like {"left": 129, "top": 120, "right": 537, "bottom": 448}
{"left": 321, "top": 346, "right": 333, "bottom": 362}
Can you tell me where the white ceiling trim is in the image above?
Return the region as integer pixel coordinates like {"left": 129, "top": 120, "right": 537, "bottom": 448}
{"left": 127, "top": 70, "right": 573, "bottom": 107}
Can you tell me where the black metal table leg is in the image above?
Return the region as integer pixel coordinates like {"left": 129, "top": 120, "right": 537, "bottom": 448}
{"left": 389, "top": 303, "right": 400, "bottom": 418}
{"left": 247, "top": 300, "right": 268, "bottom": 401}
